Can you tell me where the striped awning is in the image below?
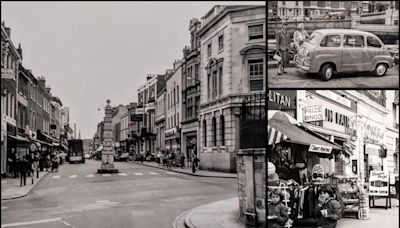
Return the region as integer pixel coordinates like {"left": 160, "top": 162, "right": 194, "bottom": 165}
{"left": 268, "top": 125, "right": 288, "bottom": 145}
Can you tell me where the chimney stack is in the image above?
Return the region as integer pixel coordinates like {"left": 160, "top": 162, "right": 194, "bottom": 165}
{"left": 38, "top": 76, "right": 46, "bottom": 88}
{"left": 17, "top": 43, "right": 22, "bottom": 60}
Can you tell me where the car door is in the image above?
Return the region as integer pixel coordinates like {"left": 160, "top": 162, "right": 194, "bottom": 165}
{"left": 365, "top": 36, "right": 384, "bottom": 71}
{"left": 342, "top": 34, "right": 369, "bottom": 72}
{"left": 314, "top": 34, "right": 342, "bottom": 71}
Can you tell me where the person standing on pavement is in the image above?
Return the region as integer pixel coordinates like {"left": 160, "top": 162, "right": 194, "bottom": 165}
{"left": 180, "top": 154, "right": 185, "bottom": 169}
{"left": 293, "top": 23, "right": 309, "bottom": 53}
{"left": 395, "top": 175, "right": 399, "bottom": 207}
{"left": 315, "top": 185, "right": 342, "bottom": 228}
{"left": 191, "top": 154, "right": 199, "bottom": 173}
{"left": 19, "top": 156, "right": 28, "bottom": 186}
{"left": 267, "top": 189, "right": 289, "bottom": 228}
{"left": 275, "top": 21, "right": 290, "bottom": 75}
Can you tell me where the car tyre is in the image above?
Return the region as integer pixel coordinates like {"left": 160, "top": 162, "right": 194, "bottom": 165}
{"left": 320, "top": 64, "right": 334, "bottom": 81}
{"left": 374, "top": 63, "right": 387, "bottom": 77}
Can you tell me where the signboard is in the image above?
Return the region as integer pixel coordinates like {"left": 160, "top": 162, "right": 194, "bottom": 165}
{"left": 316, "top": 90, "right": 351, "bottom": 108}
{"left": 30, "top": 143, "right": 37, "bottom": 152}
{"left": 304, "top": 106, "right": 323, "bottom": 122}
{"left": 1, "top": 68, "right": 15, "bottom": 79}
{"left": 312, "top": 164, "right": 325, "bottom": 182}
{"left": 2, "top": 114, "right": 16, "bottom": 126}
{"left": 268, "top": 90, "right": 297, "bottom": 118}
{"left": 361, "top": 121, "right": 384, "bottom": 143}
{"left": 309, "top": 144, "right": 332, "bottom": 154}
{"left": 369, "top": 171, "right": 389, "bottom": 196}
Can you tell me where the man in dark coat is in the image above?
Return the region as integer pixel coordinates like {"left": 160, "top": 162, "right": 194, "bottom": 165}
{"left": 19, "top": 156, "right": 28, "bottom": 186}
{"left": 275, "top": 22, "right": 291, "bottom": 75}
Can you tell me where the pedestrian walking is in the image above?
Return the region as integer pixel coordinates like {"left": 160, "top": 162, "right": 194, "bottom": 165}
{"left": 45, "top": 154, "right": 51, "bottom": 171}
{"left": 180, "top": 154, "right": 185, "bottom": 169}
{"left": 315, "top": 185, "right": 342, "bottom": 228}
{"left": 191, "top": 154, "right": 199, "bottom": 173}
{"left": 275, "top": 21, "right": 290, "bottom": 75}
{"left": 51, "top": 154, "right": 59, "bottom": 172}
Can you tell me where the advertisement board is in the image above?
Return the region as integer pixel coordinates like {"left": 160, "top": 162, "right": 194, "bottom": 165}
{"left": 309, "top": 144, "right": 332, "bottom": 154}
{"left": 369, "top": 171, "right": 389, "bottom": 196}
{"left": 304, "top": 106, "right": 324, "bottom": 122}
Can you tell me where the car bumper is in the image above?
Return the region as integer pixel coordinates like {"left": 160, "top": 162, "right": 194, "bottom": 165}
{"left": 294, "top": 54, "right": 310, "bottom": 71}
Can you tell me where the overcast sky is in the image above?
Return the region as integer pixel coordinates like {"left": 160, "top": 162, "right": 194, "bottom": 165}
{"left": 2, "top": 1, "right": 264, "bottom": 139}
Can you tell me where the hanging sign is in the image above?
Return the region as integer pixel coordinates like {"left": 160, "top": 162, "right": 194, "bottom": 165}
{"left": 369, "top": 171, "right": 389, "bottom": 196}
{"left": 312, "top": 164, "right": 325, "bottom": 182}
{"left": 309, "top": 144, "right": 332, "bottom": 154}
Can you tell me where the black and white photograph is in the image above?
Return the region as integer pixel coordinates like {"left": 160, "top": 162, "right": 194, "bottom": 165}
{"left": 1, "top": 2, "right": 267, "bottom": 228}
{"left": 268, "top": 89, "right": 399, "bottom": 228}
{"left": 267, "top": 1, "right": 399, "bottom": 88}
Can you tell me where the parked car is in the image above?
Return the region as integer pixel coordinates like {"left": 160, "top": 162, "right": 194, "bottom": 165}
{"left": 294, "top": 29, "right": 394, "bottom": 80}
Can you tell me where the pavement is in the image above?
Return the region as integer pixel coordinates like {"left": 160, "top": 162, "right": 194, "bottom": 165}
{"left": 1, "top": 171, "right": 49, "bottom": 200}
{"left": 268, "top": 63, "right": 399, "bottom": 88}
{"left": 173, "top": 197, "right": 244, "bottom": 228}
{"left": 131, "top": 161, "right": 238, "bottom": 178}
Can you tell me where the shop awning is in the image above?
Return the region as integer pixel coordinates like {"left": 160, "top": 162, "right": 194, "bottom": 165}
{"left": 40, "top": 132, "right": 58, "bottom": 142}
{"left": 52, "top": 142, "right": 60, "bottom": 146}
{"left": 33, "top": 139, "right": 53, "bottom": 147}
{"left": 268, "top": 125, "right": 288, "bottom": 145}
{"left": 269, "top": 119, "right": 342, "bottom": 151}
{"left": 7, "top": 134, "right": 31, "bottom": 143}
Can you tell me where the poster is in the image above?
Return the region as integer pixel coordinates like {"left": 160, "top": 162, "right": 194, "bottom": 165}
{"left": 369, "top": 171, "right": 389, "bottom": 196}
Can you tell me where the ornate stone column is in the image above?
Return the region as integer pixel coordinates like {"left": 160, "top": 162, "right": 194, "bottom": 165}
{"left": 97, "top": 99, "right": 118, "bottom": 173}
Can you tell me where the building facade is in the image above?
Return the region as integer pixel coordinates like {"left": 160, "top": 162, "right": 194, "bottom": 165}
{"left": 155, "top": 86, "right": 166, "bottom": 153}
{"left": 181, "top": 18, "right": 201, "bottom": 165}
{"left": 165, "top": 61, "right": 183, "bottom": 155}
{"left": 1, "top": 22, "right": 21, "bottom": 175}
{"left": 137, "top": 74, "right": 166, "bottom": 156}
{"left": 198, "top": 5, "right": 266, "bottom": 172}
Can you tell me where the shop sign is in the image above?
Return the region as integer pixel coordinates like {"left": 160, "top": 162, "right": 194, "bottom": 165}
{"left": 309, "top": 144, "right": 332, "bottom": 154}
{"left": 30, "top": 143, "right": 37, "bottom": 152}
{"left": 268, "top": 90, "right": 297, "bottom": 115}
{"left": 369, "top": 171, "right": 389, "bottom": 196}
{"left": 312, "top": 164, "right": 325, "bottom": 182}
{"left": 361, "top": 122, "right": 384, "bottom": 143}
{"left": 165, "top": 128, "right": 176, "bottom": 137}
{"left": 316, "top": 90, "right": 351, "bottom": 108}
{"left": 304, "top": 106, "right": 323, "bottom": 122}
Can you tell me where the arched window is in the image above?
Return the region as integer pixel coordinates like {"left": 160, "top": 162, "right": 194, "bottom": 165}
{"left": 203, "top": 119, "right": 207, "bottom": 147}
{"left": 212, "top": 117, "right": 217, "bottom": 146}
{"left": 220, "top": 115, "right": 225, "bottom": 146}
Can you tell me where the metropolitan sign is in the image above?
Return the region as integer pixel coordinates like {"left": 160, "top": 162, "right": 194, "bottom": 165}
{"left": 309, "top": 144, "right": 332, "bottom": 154}
{"left": 304, "top": 106, "right": 323, "bottom": 122}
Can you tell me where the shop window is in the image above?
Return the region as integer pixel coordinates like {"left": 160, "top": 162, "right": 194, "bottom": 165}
{"left": 211, "top": 117, "right": 217, "bottom": 146}
{"left": 220, "top": 115, "right": 225, "bottom": 146}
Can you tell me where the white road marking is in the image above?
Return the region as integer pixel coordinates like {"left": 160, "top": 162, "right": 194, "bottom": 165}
{"left": 118, "top": 173, "right": 127, "bottom": 176}
{"left": 166, "top": 171, "right": 176, "bottom": 175}
{"left": 86, "top": 174, "right": 94, "bottom": 178}
{"left": 69, "top": 175, "right": 77, "bottom": 178}
{"left": 134, "top": 172, "right": 143, "bottom": 175}
{"left": 1, "top": 206, "right": 8, "bottom": 210}
{"left": 102, "top": 174, "right": 111, "bottom": 177}
{"left": 52, "top": 175, "right": 61, "bottom": 179}
{"left": 1, "top": 217, "right": 62, "bottom": 227}
{"left": 149, "top": 172, "right": 159, "bottom": 175}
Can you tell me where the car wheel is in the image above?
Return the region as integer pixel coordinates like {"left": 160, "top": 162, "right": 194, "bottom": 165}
{"left": 374, "top": 63, "right": 387, "bottom": 77}
{"left": 320, "top": 64, "right": 334, "bottom": 81}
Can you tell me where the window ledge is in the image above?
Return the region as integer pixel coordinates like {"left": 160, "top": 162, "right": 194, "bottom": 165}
{"left": 218, "top": 49, "right": 224, "bottom": 54}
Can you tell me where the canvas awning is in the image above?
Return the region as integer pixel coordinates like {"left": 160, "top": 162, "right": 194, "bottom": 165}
{"left": 269, "top": 119, "right": 342, "bottom": 152}
{"left": 7, "top": 134, "right": 31, "bottom": 143}
{"left": 268, "top": 125, "right": 288, "bottom": 145}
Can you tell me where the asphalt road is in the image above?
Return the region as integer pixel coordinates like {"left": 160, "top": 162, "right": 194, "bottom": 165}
{"left": 1, "top": 160, "right": 237, "bottom": 228}
{"left": 268, "top": 65, "right": 399, "bottom": 88}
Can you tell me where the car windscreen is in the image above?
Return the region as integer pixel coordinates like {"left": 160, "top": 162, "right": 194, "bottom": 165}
{"left": 307, "top": 32, "right": 322, "bottom": 45}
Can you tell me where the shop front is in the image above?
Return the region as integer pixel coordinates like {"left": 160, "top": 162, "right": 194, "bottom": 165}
{"left": 165, "top": 127, "right": 181, "bottom": 155}
{"left": 298, "top": 90, "right": 358, "bottom": 177}
{"left": 268, "top": 110, "right": 346, "bottom": 227}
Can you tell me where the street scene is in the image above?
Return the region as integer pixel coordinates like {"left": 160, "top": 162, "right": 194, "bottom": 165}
{"left": 268, "top": 90, "right": 399, "bottom": 228}
{"left": 1, "top": 2, "right": 266, "bottom": 228}
{"left": 267, "top": 1, "right": 399, "bottom": 88}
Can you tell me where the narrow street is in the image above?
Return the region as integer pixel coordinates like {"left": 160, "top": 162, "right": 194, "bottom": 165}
{"left": 268, "top": 65, "right": 399, "bottom": 88}
{"left": 1, "top": 160, "right": 237, "bottom": 228}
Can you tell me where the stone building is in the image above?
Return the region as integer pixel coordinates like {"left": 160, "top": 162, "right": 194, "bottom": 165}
{"left": 165, "top": 61, "right": 183, "bottom": 155}
{"left": 1, "top": 22, "right": 21, "bottom": 175}
{"left": 155, "top": 82, "right": 167, "bottom": 153}
{"left": 181, "top": 18, "right": 201, "bottom": 165}
{"left": 137, "top": 74, "right": 166, "bottom": 156}
{"left": 197, "top": 5, "right": 266, "bottom": 172}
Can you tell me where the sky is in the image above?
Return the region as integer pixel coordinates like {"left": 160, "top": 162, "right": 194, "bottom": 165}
{"left": 1, "top": 1, "right": 264, "bottom": 139}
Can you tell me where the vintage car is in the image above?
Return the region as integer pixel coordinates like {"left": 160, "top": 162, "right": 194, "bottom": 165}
{"left": 294, "top": 29, "right": 394, "bottom": 81}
